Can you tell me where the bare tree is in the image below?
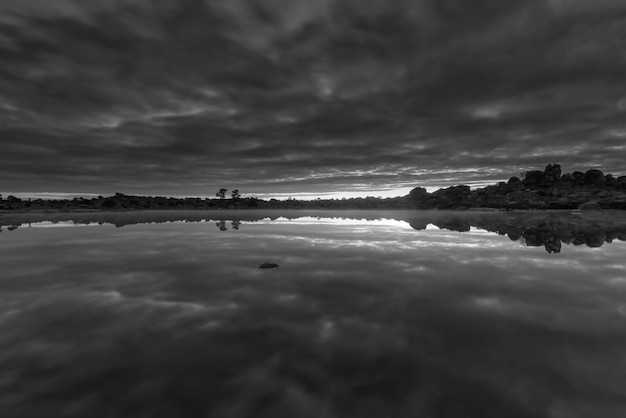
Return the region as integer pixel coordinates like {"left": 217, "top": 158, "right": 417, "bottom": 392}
{"left": 231, "top": 189, "right": 240, "bottom": 199}
{"left": 216, "top": 188, "right": 227, "bottom": 199}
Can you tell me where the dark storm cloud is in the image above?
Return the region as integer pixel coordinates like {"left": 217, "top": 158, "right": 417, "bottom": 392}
{"left": 1, "top": 0, "right": 625, "bottom": 197}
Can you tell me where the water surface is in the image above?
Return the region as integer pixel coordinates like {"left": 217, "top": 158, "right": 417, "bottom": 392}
{"left": 1, "top": 210, "right": 625, "bottom": 417}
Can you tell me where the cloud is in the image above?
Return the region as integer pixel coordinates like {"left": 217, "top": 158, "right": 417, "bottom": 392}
{"left": 1, "top": 0, "right": 625, "bottom": 196}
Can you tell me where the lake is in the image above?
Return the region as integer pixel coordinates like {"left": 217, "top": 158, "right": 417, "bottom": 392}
{"left": 1, "top": 210, "right": 625, "bottom": 418}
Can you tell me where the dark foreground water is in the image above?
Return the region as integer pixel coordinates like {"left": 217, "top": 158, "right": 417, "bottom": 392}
{"left": 1, "top": 210, "right": 625, "bottom": 418}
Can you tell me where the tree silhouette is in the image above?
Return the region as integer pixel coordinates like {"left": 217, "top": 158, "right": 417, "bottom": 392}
{"left": 231, "top": 189, "right": 240, "bottom": 199}
{"left": 216, "top": 188, "right": 227, "bottom": 199}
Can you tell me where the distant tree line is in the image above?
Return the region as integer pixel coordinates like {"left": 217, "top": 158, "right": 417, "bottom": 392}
{"left": 3, "top": 164, "right": 626, "bottom": 212}
{"left": 215, "top": 189, "right": 240, "bottom": 200}
{"left": 0, "top": 192, "right": 413, "bottom": 211}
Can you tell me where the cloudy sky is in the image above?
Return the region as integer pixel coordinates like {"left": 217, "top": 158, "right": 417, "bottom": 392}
{"left": 1, "top": 0, "right": 625, "bottom": 199}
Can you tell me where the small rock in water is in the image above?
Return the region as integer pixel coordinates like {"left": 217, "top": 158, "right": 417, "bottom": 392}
{"left": 259, "top": 262, "right": 279, "bottom": 269}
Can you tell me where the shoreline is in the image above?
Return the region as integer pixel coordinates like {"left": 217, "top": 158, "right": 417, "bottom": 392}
{"left": 0, "top": 207, "right": 599, "bottom": 215}
{"left": 3, "top": 165, "right": 626, "bottom": 213}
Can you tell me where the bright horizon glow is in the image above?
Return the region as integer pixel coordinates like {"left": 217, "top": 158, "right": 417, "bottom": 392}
{"left": 2, "top": 189, "right": 422, "bottom": 201}
{"left": 0, "top": 181, "right": 504, "bottom": 201}
{"left": 0, "top": 180, "right": 508, "bottom": 200}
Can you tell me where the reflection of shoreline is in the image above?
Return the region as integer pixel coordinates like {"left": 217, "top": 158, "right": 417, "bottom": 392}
{"left": 408, "top": 212, "right": 626, "bottom": 253}
{"left": 215, "top": 220, "right": 240, "bottom": 231}
{"left": 2, "top": 210, "right": 626, "bottom": 252}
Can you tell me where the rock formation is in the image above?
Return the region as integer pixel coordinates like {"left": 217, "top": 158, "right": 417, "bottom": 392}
{"left": 409, "top": 164, "right": 626, "bottom": 210}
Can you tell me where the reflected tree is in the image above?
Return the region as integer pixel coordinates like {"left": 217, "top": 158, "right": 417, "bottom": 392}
{"left": 231, "top": 220, "right": 241, "bottom": 230}
{"left": 216, "top": 220, "right": 228, "bottom": 231}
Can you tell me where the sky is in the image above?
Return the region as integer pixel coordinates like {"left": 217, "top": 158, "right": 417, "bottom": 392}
{"left": 1, "top": 0, "right": 625, "bottom": 200}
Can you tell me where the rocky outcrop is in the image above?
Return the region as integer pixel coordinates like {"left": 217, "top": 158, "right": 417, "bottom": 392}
{"left": 508, "top": 176, "right": 522, "bottom": 186}
{"left": 409, "top": 164, "right": 626, "bottom": 210}
{"left": 578, "top": 201, "right": 601, "bottom": 211}
{"left": 542, "top": 163, "right": 561, "bottom": 186}
{"left": 522, "top": 171, "right": 543, "bottom": 187}
{"left": 584, "top": 169, "right": 605, "bottom": 186}
{"left": 409, "top": 187, "right": 428, "bottom": 201}
{"left": 409, "top": 185, "right": 473, "bottom": 210}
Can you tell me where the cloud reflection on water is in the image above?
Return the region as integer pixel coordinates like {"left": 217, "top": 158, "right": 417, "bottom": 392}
{"left": 3, "top": 209, "right": 626, "bottom": 253}
{"left": 0, "top": 211, "right": 625, "bottom": 416}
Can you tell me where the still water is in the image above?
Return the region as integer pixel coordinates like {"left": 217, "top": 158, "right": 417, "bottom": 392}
{"left": 1, "top": 210, "right": 625, "bottom": 418}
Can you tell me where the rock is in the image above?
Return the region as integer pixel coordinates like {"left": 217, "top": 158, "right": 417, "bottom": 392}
{"left": 259, "top": 262, "right": 279, "bottom": 269}
{"left": 560, "top": 173, "right": 575, "bottom": 184}
{"left": 507, "top": 176, "right": 522, "bottom": 186}
{"left": 572, "top": 171, "right": 585, "bottom": 185}
{"left": 451, "top": 185, "right": 471, "bottom": 193}
{"left": 605, "top": 174, "right": 616, "bottom": 187}
{"left": 409, "top": 187, "right": 428, "bottom": 202}
{"left": 554, "top": 180, "right": 572, "bottom": 190}
{"left": 584, "top": 169, "right": 605, "bottom": 186}
{"left": 543, "top": 164, "right": 561, "bottom": 185}
{"left": 423, "top": 185, "right": 473, "bottom": 209}
{"left": 522, "top": 170, "right": 543, "bottom": 186}
{"left": 507, "top": 230, "right": 522, "bottom": 241}
{"left": 578, "top": 201, "right": 601, "bottom": 211}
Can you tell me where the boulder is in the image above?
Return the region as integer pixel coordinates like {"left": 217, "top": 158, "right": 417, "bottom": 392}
{"left": 259, "top": 262, "right": 279, "bottom": 269}
{"left": 554, "top": 179, "right": 573, "bottom": 190}
{"left": 409, "top": 187, "right": 428, "bottom": 202}
{"left": 578, "top": 201, "right": 601, "bottom": 211}
{"left": 605, "top": 174, "right": 616, "bottom": 187}
{"left": 450, "top": 185, "right": 471, "bottom": 193}
{"left": 507, "top": 176, "right": 521, "bottom": 186}
{"left": 584, "top": 169, "right": 605, "bottom": 186}
{"left": 522, "top": 170, "right": 543, "bottom": 187}
{"left": 572, "top": 171, "right": 586, "bottom": 185}
{"left": 424, "top": 185, "right": 473, "bottom": 209}
{"left": 542, "top": 164, "right": 561, "bottom": 185}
